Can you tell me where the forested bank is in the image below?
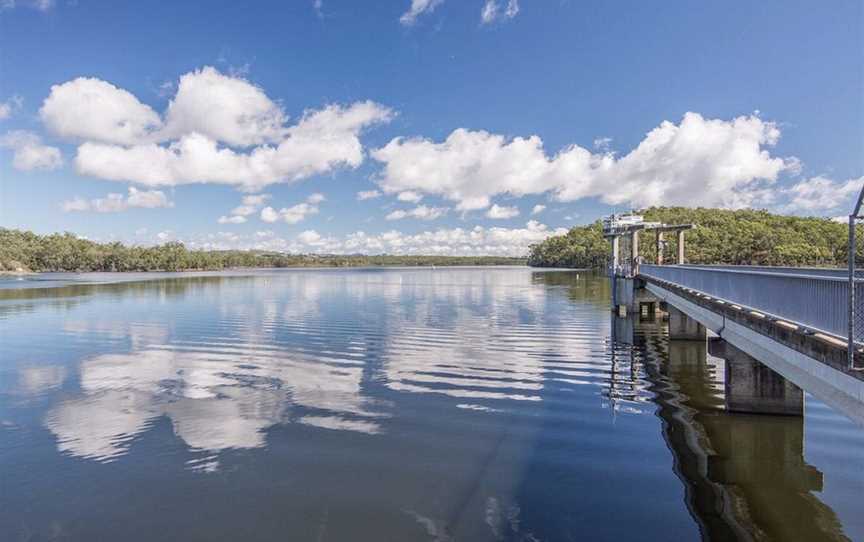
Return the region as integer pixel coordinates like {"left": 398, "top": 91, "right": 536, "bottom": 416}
{"left": 527, "top": 207, "right": 849, "bottom": 268}
{"left": 0, "top": 229, "right": 524, "bottom": 273}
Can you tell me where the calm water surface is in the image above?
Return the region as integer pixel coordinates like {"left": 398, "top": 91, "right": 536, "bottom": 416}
{"left": 0, "top": 268, "right": 861, "bottom": 541}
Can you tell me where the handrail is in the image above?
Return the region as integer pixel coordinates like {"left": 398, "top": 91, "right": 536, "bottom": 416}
{"left": 664, "top": 264, "right": 863, "bottom": 283}
{"left": 639, "top": 264, "right": 862, "bottom": 342}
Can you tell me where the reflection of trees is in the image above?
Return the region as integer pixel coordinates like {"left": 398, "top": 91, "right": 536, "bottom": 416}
{"left": 530, "top": 270, "right": 610, "bottom": 307}
{"left": 0, "top": 276, "right": 248, "bottom": 319}
{"left": 1, "top": 275, "right": 241, "bottom": 301}
{"left": 625, "top": 317, "right": 849, "bottom": 542}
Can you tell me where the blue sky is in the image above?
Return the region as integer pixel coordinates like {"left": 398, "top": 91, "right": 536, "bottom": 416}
{"left": 0, "top": 0, "right": 862, "bottom": 255}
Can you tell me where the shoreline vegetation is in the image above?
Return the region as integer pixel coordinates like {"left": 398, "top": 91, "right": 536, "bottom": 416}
{"left": 0, "top": 229, "right": 525, "bottom": 273}
{"left": 527, "top": 207, "right": 850, "bottom": 269}
{"left": 2, "top": 207, "right": 849, "bottom": 274}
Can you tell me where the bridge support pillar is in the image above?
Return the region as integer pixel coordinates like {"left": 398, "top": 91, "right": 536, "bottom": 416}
{"left": 655, "top": 231, "right": 664, "bottom": 265}
{"left": 613, "top": 277, "right": 660, "bottom": 316}
{"left": 710, "top": 339, "right": 804, "bottom": 416}
{"left": 668, "top": 306, "right": 706, "bottom": 340}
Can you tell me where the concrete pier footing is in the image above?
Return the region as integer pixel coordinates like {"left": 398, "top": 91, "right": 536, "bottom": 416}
{"left": 710, "top": 339, "right": 804, "bottom": 416}
{"left": 668, "top": 306, "right": 706, "bottom": 341}
{"left": 613, "top": 277, "right": 662, "bottom": 316}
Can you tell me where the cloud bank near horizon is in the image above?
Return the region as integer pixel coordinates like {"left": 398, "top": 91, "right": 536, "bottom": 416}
{"left": 139, "top": 220, "right": 568, "bottom": 257}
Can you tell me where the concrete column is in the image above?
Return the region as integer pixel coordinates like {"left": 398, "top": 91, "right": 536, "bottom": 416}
{"left": 631, "top": 231, "right": 639, "bottom": 274}
{"left": 677, "top": 230, "right": 686, "bottom": 264}
{"left": 611, "top": 313, "right": 634, "bottom": 345}
{"left": 712, "top": 340, "right": 804, "bottom": 416}
{"left": 611, "top": 236, "right": 619, "bottom": 274}
{"left": 655, "top": 231, "right": 664, "bottom": 265}
{"left": 668, "top": 306, "right": 706, "bottom": 340}
{"left": 614, "top": 276, "right": 635, "bottom": 314}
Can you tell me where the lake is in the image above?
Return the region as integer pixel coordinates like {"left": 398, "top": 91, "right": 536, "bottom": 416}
{"left": 0, "top": 267, "right": 861, "bottom": 541}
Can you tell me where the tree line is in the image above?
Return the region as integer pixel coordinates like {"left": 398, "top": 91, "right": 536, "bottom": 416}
{"left": 0, "top": 229, "right": 525, "bottom": 273}
{"left": 527, "top": 207, "right": 851, "bottom": 269}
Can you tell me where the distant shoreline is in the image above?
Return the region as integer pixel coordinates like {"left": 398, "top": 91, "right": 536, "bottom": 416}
{"left": 0, "top": 261, "right": 531, "bottom": 276}
{"left": 0, "top": 262, "right": 555, "bottom": 278}
{"left": 1, "top": 228, "right": 529, "bottom": 274}
{"left": 0, "top": 266, "right": 587, "bottom": 293}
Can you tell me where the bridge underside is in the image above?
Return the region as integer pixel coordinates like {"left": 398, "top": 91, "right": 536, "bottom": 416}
{"left": 644, "top": 281, "right": 864, "bottom": 427}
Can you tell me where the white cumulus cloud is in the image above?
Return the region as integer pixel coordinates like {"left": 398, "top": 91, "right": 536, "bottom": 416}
{"left": 161, "top": 67, "right": 288, "bottom": 147}
{"left": 782, "top": 176, "right": 864, "bottom": 213}
{"left": 385, "top": 205, "right": 448, "bottom": 221}
{"left": 531, "top": 204, "right": 546, "bottom": 215}
{"left": 219, "top": 194, "right": 271, "bottom": 224}
{"left": 0, "top": 95, "right": 23, "bottom": 120}
{"left": 297, "top": 230, "right": 323, "bottom": 245}
{"left": 400, "top": 0, "right": 443, "bottom": 26}
{"left": 481, "top": 0, "right": 518, "bottom": 24}
{"left": 75, "top": 101, "right": 392, "bottom": 191}
{"left": 0, "top": 130, "right": 63, "bottom": 171}
{"left": 372, "top": 112, "right": 793, "bottom": 211}
{"left": 40, "top": 78, "right": 162, "bottom": 145}
{"left": 357, "top": 189, "right": 381, "bottom": 200}
{"left": 62, "top": 187, "right": 173, "bottom": 213}
{"left": 486, "top": 204, "right": 519, "bottom": 219}
{"left": 397, "top": 190, "right": 423, "bottom": 203}
{"left": 38, "top": 67, "right": 392, "bottom": 191}
{"left": 306, "top": 192, "right": 326, "bottom": 204}
{"left": 1, "top": 0, "right": 54, "bottom": 11}
{"left": 259, "top": 193, "right": 324, "bottom": 224}
{"left": 218, "top": 215, "right": 247, "bottom": 224}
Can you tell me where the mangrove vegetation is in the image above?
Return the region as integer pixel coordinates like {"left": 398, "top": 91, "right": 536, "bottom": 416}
{"left": 0, "top": 229, "right": 525, "bottom": 273}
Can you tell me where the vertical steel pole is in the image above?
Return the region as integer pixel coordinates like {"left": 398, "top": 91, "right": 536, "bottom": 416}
{"left": 849, "top": 215, "right": 856, "bottom": 369}
{"left": 610, "top": 235, "right": 619, "bottom": 312}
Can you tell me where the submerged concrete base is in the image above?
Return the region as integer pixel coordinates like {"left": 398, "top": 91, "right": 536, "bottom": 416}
{"left": 644, "top": 280, "right": 864, "bottom": 426}
{"left": 710, "top": 339, "right": 804, "bottom": 416}
{"left": 669, "top": 306, "right": 706, "bottom": 341}
{"left": 612, "top": 277, "right": 661, "bottom": 316}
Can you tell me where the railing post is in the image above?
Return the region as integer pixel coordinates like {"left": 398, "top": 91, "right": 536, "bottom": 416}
{"left": 849, "top": 215, "right": 856, "bottom": 369}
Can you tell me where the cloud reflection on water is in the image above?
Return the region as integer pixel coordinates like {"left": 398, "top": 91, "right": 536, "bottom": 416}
{"left": 38, "top": 269, "right": 626, "bottom": 466}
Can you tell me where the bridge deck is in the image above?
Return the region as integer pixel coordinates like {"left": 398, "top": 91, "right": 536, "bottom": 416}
{"left": 639, "top": 264, "right": 864, "bottom": 343}
{"left": 639, "top": 275, "right": 864, "bottom": 426}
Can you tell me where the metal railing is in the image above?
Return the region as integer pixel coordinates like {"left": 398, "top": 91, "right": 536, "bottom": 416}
{"left": 847, "top": 187, "right": 864, "bottom": 369}
{"left": 673, "top": 264, "right": 862, "bottom": 279}
{"left": 639, "top": 264, "right": 864, "bottom": 344}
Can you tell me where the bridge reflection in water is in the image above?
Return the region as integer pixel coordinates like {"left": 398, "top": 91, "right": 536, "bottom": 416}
{"left": 611, "top": 313, "right": 850, "bottom": 542}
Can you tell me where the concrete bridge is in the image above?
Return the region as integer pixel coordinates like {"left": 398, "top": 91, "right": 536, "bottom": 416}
{"left": 604, "top": 221, "right": 864, "bottom": 426}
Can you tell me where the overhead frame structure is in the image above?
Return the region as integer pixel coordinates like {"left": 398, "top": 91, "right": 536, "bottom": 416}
{"left": 604, "top": 222, "right": 695, "bottom": 277}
